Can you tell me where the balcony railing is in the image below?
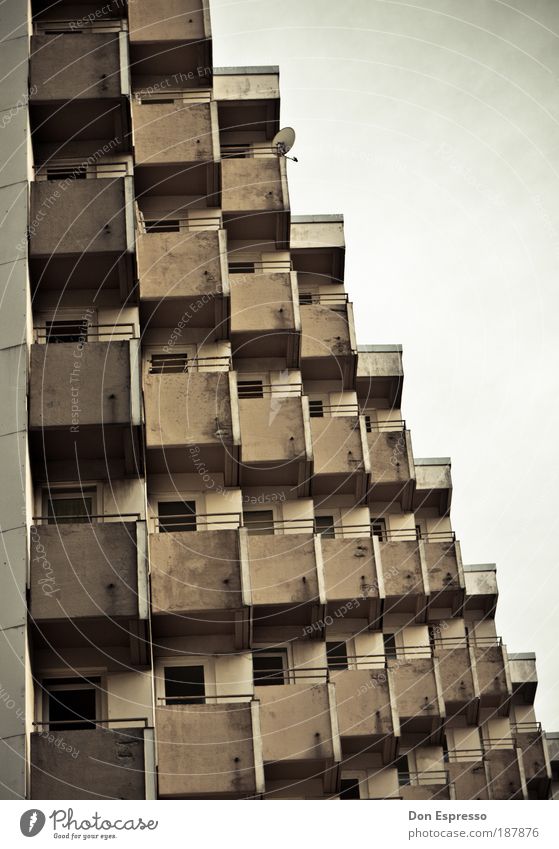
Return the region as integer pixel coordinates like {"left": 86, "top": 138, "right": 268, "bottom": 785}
{"left": 220, "top": 144, "right": 278, "bottom": 159}
{"left": 238, "top": 382, "right": 303, "bottom": 399}
{"left": 33, "top": 18, "right": 128, "bottom": 34}
{"left": 317, "top": 522, "right": 455, "bottom": 542}
{"left": 154, "top": 511, "right": 241, "bottom": 532}
{"left": 134, "top": 89, "right": 212, "bottom": 104}
{"left": 366, "top": 418, "right": 407, "bottom": 433}
{"left": 512, "top": 722, "right": 543, "bottom": 736}
{"left": 299, "top": 292, "right": 348, "bottom": 309}
{"left": 148, "top": 355, "right": 232, "bottom": 374}
{"left": 33, "top": 717, "right": 149, "bottom": 730}
{"left": 228, "top": 259, "right": 292, "bottom": 274}
{"left": 310, "top": 403, "right": 360, "bottom": 417}
{"left": 35, "top": 159, "right": 130, "bottom": 180}
{"left": 398, "top": 770, "right": 449, "bottom": 787}
{"left": 33, "top": 512, "right": 141, "bottom": 526}
{"left": 138, "top": 215, "right": 222, "bottom": 233}
{"left": 34, "top": 323, "right": 136, "bottom": 343}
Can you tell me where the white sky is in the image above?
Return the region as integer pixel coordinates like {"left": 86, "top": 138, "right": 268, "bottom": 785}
{"left": 210, "top": 0, "right": 559, "bottom": 729}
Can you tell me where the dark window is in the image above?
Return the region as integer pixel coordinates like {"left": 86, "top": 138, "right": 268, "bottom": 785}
{"left": 340, "top": 778, "right": 361, "bottom": 799}
{"left": 383, "top": 633, "right": 397, "bottom": 661}
{"left": 45, "top": 319, "right": 89, "bottom": 344}
{"left": 45, "top": 678, "right": 99, "bottom": 731}
{"left": 158, "top": 501, "right": 196, "bottom": 533}
{"left": 238, "top": 380, "right": 264, "bottom": 399}
{"left": 371, "top": 517, "right": 387, "bottom": 541}
{"left": 47, "top": 490, "right": 94, "bottom": 524}
{"left": 244, "top": 510, "right": 274, "bottom": 535}
{"left": 150, "top": 353, "right": 189, "bottom": 374}
{"left": 145, "top": 219, "right": 180, "bottom": 233}
{"left": 326, "top": 641, "right": 348, "bottom": 670}
{"left": 228, "top": 261, "right": 255, "bottom": 273}
{"left": 315, "top": 515, "right": 335, "bottom": 538}
{"left": 396, "top": 755, "right": 410, "bottom": 786}
{"left": 298, "top": 292, "right": 315, "bottom": 305}
{"left": 253, "top": 651, "right": 287, "bottom": 686}
{"left": 164, "top": 665, "right": 205, "bottom": 705}
{"left": 365, "top": 415, "right": 373, "bottom": 433}
{"left": 308, "top": 399, "right": 324, "bottom": 418}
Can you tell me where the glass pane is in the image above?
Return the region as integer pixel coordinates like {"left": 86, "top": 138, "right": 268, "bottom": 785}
{"left": 326, "top": 641, "right": 348, "bottom": 670}
{"left": 48, "top": 687, "right": 96, "bottom": 731}
{"left": 47, "top": 496, "right": 93, "bottom": 524}
{"left": 340, "top": 779, "right": 361, "bottom": 799}
{"left": 253, "top": 653, "right": 286, "bottom": 686}
{"left": 45, "top": 320, "right": 89, "bottom": 344}
{"left": 315, "top": 515, "right": 335, "bottom": 538}
{"left": 244, "top": 510, "right": 274, "bottom": 535}
{"left": 158, "top": 501, "right": 196, "bottom": 533}
{"left": 164, "top": 666, "right": 205, "bottom": 705}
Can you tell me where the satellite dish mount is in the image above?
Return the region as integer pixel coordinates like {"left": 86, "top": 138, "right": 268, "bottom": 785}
{"left": 273, "top": 127, "right": 298, "bottom": 162}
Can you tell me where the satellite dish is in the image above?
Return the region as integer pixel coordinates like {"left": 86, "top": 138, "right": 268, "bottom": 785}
{"left": 273, "top": 127, "right": 298, "bottom": 162}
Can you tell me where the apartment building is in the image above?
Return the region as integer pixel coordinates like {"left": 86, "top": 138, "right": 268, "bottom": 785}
{"left": 0, "top": 0, "right": 554, "bottom": 800}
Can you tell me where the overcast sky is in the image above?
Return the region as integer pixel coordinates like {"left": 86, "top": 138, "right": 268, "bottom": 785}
{"left": 210, "top": 0, "right": 559, "bottom": 728}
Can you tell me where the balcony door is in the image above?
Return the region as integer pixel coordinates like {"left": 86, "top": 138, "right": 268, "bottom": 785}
{"left": 163, "top": 665, "right": 206, "bottom": 705}
{"left": 44, "top": 677, "right": 100, "bottom": 731}
{"left": 46, "top": 487, "right": 96, "bottom": 524}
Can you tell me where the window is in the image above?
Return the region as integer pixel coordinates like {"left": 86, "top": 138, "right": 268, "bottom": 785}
{"left": 365, "top": 415, "right": 373, "bottom": 433}
{"left": 145, "top": 219, "right": 180, "bottom": 233}
{"left": 44, "top": 677, "right": 99, "bottom": 731}
{"left": 326, "top": 641, "right": 348, "bottom": 670}
{"left": 340, "top": 778, "right": 361, "bottom": 799}
{"left": 238, "top": 379, "right": 264, "bottom": 399}
{"left": 45, "top": 319, "right": 89, "bottom": 344}
{"left": 244, "top": 510, "right": 274, "bottom": 535}
{"left": 298, "top": 292, "right": 314, "bottom": 305}
{"left": 228, "top": 261, "right": 255, "bottom": 273}
{"left": 164, "top": 665, "right": 205, "bottom": 705}
{"left": 383, "top": 633, "right": 397, "bottom": 661}
{"left": 158, "top": 501, "right": 196, "bottom": 533}
{"left": 252, "top": 649, "right": 288, "bottom": 686}
{"left": 150, "top": 352, "right": 189, "bottom": 374}
{"left": 46, "top": 488, "right": 95, "bottom": 524}
{"left": 315, "top": 515, "right": 335, "bottom": 538}
{"left": 371, "top": 517, "right": 387, "bottom": 541}
{"left": 308, "top": 399, "right": 324, "bottom": 418}
{"left": 396, "top": 755, "right": 410, "bottom": 786}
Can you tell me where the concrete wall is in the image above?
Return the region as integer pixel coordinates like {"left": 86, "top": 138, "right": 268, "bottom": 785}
{"left": 300, "top": 304, "right": 352, "bottom": 360}
{"left": 230, "top": 272, "right": 296, "bottom": 333}
{"left": 239, "top": 397, "right": 306, "bottom": 464}
{"left": 221, "top": 159, "right": 286, "bottom": 212}
{"left": 132, "top": 101, "right": 216, "bottom": 164}
{"left": 137, "top": 229, "right": 226, "bottom": 300}
{"left": 248, "top": 534, "right": 318, "bottom": 606}
{"left": 129, "top": 0, "right": 209, "bottom": 43}
{"left": 0, "top": 0, "right": 31, "bottom": 800}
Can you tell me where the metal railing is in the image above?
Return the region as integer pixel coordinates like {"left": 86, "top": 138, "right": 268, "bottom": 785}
{"left": 135, "top": 89, "right": 212, "bottom": 104}
{"left": 398, "top": 770, "right": 449, "bottom": 787}
{"left": 32, "top": 716, "right": 149, "bottom": 729}
{"left": 310, "top": 403, "right": 360, "bottom": 417}
{"left": 365, "top": 418, "right": 407, "bottom": 433}
{"left": 33, "top": 513, "right": 141, "bottom": 526}
{"left": 154, "top": 511, "right": 241, "bottom": 532}
{"left": 159, "top": 694, "right": 254, "bottom": 704}
{"left": 318, "top": 523, "right": 456, "bottom": 543}
{"left": 33, "top": 18, "right": 127, "bottom": 34}
{"left": 237, "top": 382, "right": 303, "bottom": 399}
{"left": 228, "top": 259, "right": 293, "bottom": 273}
{"left": 139, "top": 216, "right": 222, "bottom": 233}
{"left": 34, "top": 323, "right": 136, "bottom": 343}
{"left": 220, "top": 144, "right": 277, "bottom": 159}
{"left": 148, "top": 355, "right": 231, "bottom": 374}
{"left": 35, "top": 159, "right": 130, "bottom": 180}
{"left": 244, "top": 517, "right": 315, "bottom": 534}
{"left": 299, "top": 292, "right": 348, "bottom": 308}
{"left": 512, "top": 722, "right": 543, "bottom": 736}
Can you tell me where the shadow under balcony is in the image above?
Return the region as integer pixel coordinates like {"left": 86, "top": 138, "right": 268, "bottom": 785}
{"left": 155, "top": 701, "right": 261, "bottom": 799}
{"left": 230, "top": 272, "right": 300, "bottom": 366}
{"left": 30, "top": 721, "right": 153, "bottom": 800}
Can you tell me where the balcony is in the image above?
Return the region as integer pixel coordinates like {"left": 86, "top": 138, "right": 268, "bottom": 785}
{"left": 238, "top": 389, "right": 311, "bottom": 489}
{"left": 331, "top": 667, "right": 398, "bottom": 761}
{"left": 321, "top": 534, "right": 382, "bottom": 627}
{"left": 509, "top": 653, "right": 538, "bottom": 704}
{"left": 448, "top": 754, "right": 490, "bottom": 800}
{"left": 221, "top": 156, "right": 290, "bottom": 248}
{"left": 299, "top": 295, "right": 356, "bottom": 384}
{"left": 132, "top": 100, "right": 219, "bottom": 166}
{"left": 150, "top": 525, "right": 247, "bottom": 643}
{"left": 156, "top": 702, "right": 261, "bottom": 798}
{"left": 375, "top": 532, "right": 428, "bottom": 622}
{"left": 29, "top": 517, "right": 146, "bottom": 622}
{"left": 484, "top": 741, "right": 527, "bottom": 800}
{"left": 513, "top": 723, "right": 551, "bottom": 798}
{"left": 230, "top": 272, "right": 300, "bottom": 365}
{"left": 356, "top": 345, "right": 403, "bottom": 409}
{"left": 29, "top": 329, "right": 139, "bottom": 430}
{"left": 137, "top": 227, "right": 228, "bottom": 330}
{"left": 399, "top": 770, "right": 451, "bottom": 800}
{"left": 432, "top": 638, "right": 479, "bottom": 722}
{"left": 472, "top": 638, "right": 512, "bottom": 715}
{"left": 422, "top": 533, "right": 464, "bottom": 613}
{"left": 247, "top": 530, "right": 322, "bottom": 630}
{"left": 31, "top": 721, "right": 152, "bottom": 800}
{"left": 413, "top": 458, "right": 452, "bottom": 515}
{"left": 310, "top": 413, "right": 369, "bottom": 499}
{"left": 367, "top": 421, "right": 415, "bottom": 510}
{"left": 390, "top": 657, "right": 444, "bottom": 742}
{"left": 257, "top": 680, "right": 340, "bottom": 791}
{"left": 463, "top": 563, "right": 498, "bottom": 617}
{"left": 143, "top": 370, "right": 240, "bottom": 483}
{"left": 129, "top": 0, "right": 210, "bottom": 43}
